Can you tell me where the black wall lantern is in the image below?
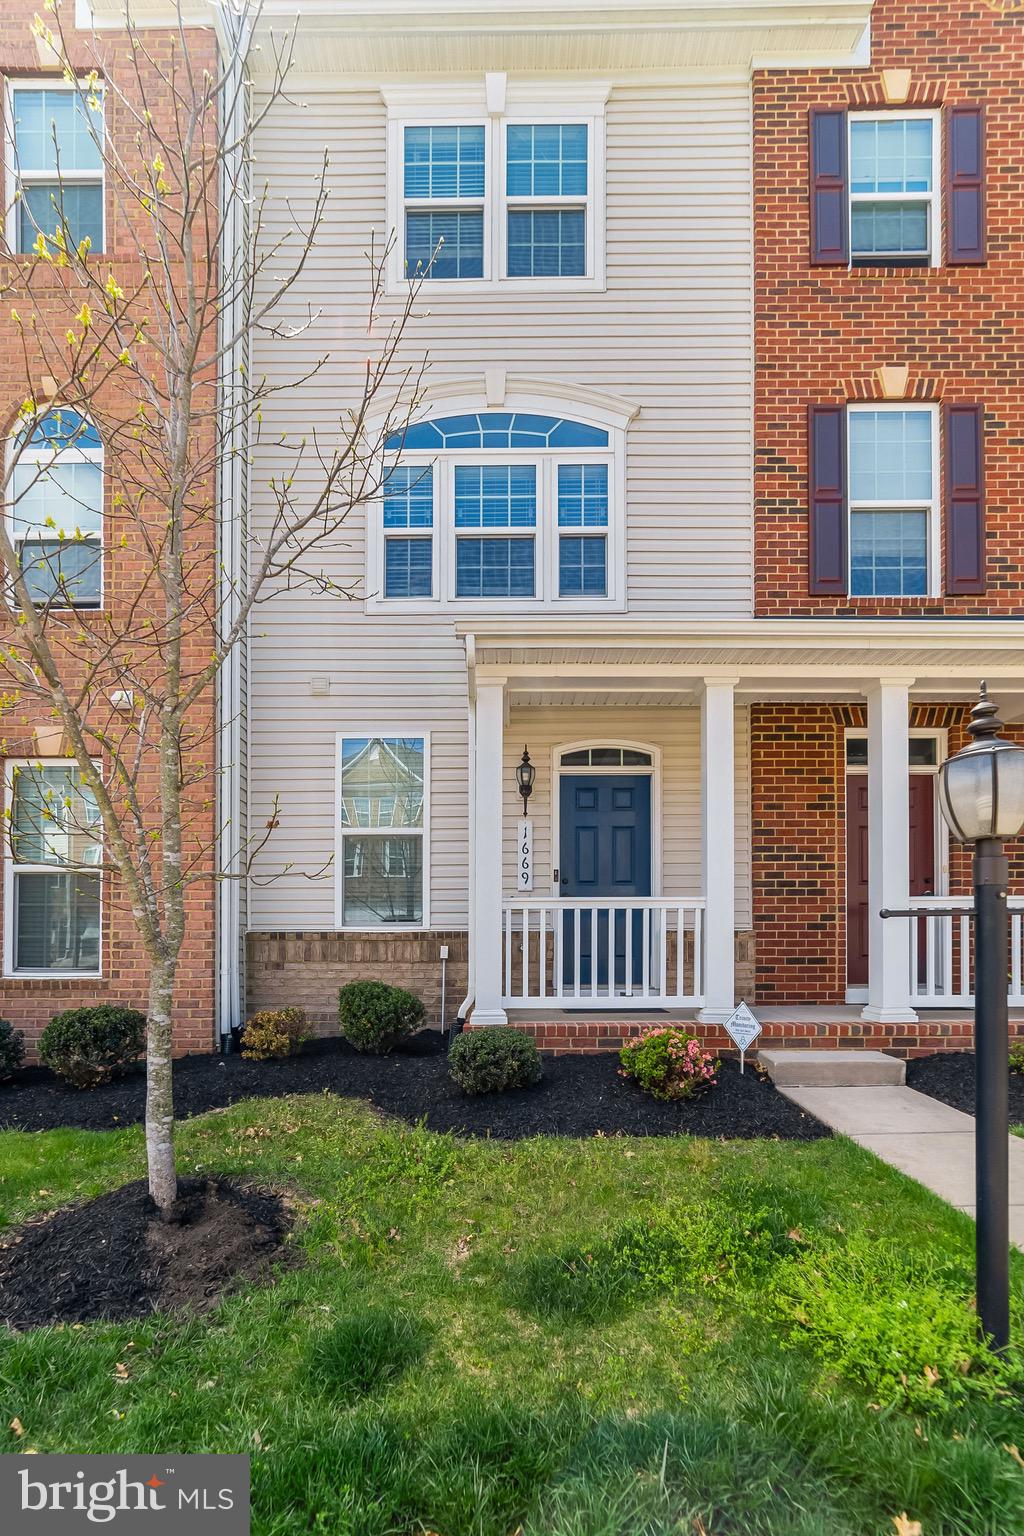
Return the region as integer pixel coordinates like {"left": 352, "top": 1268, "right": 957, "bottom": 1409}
{"left": 516, "top": 747, "right": 535, "bottom": 808}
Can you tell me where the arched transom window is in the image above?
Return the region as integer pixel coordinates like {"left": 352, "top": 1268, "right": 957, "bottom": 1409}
{"left": 376, "top": 408, "right": 622, "bottom": 609}
{"left": 9, "top": 409, "right": 103, "bottom": 608}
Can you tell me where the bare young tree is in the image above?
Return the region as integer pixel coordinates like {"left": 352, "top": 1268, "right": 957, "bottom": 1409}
{"left": 0, "top": 0, "right": 425, "bottom": 1215}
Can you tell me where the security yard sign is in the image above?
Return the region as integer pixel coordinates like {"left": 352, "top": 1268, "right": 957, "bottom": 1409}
{"left": 722, "top": 1002, "right": 762, "bottom": 1073}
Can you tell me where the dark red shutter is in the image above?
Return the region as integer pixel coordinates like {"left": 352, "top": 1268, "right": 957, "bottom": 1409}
{"left": 947, "top": 106, "right": 986, "bottom": 265}
{"left": 809, "top": 108, "right": 849, "bottom": 265}
{"left": 809, "top": 404, "right": 847, "bottom": 594}
{"left": 945, "top": 403, "right": 985, "bottom": 594}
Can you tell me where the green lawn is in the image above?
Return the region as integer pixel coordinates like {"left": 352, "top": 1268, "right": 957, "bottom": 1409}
{"left": 1, "top": 1095, "right": 1023, "bottom": 1536}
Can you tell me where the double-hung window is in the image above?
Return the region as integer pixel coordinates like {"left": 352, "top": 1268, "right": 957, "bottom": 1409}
{"left": 454, "top": 464, "right": 537, "bottom": 597}
{"left": 375, "top": 409, "right": 622, "bottom": 608}
{"left": 557, "top": 463, "right": 609, "bottom": 595}
{"left": 505, "top": 124, "right": 588, "bottom": 278}
{"left": 404, "top": 125, "right": 486, "bottom": 280}
{"left": 7, "top": 83, "right": 104, "bottom": 253}
{"left": 382, "top": 466, "right": 434, "bottom": 598}
{"left": 386, "top": 80, "right": 607, "bottom": 290}
{"left": 337, "top": 736, "right": 428, "bottom": 927}
{"left": 848, "top": 405, "right": 937, "bottom": 597}
{"left": 9, "top": 410, "right": 103, "bottom": 608}
{"left": 849, "top": 111, "right": 939, "bottom": 265}
{"left": 5, "top": 761, "right": 102, "bottom": 975}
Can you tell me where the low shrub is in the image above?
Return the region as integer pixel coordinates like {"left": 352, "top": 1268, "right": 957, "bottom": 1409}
{"left": 0, "top": 1019, "right": 25, "bottom": 1080}
{"left": 448, "top": 1027, "right": 542, "bottom": 1095}
{"left": 1011, "top": 1038, "right": 1024, "bottom": 1075}
{"left": 619, "top": 1027, "right": 718, "bottom": 1101}
{"left": 241, "top": 1007, "right": 311, "bottom": 1061}
{"left": 339, "top": 980, "right": 424, "bottom": 1054}
{"left": 39, "top": 1006, "right": 146, "bottom": 1088}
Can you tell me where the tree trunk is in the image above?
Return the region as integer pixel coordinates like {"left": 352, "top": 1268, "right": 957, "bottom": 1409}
{"left": 146, "top": 957, "right": 178, "bottom": 1217}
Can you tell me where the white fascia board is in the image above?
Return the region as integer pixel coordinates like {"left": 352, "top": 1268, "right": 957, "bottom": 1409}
{"left": 76, "top": 0, "right": 214, "bottom": 28}
{"left": 457, "top": 617, "right": 1024, "bottom": 650}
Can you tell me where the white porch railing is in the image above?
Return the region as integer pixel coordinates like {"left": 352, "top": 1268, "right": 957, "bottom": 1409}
{"left": 907, "top": 896, "right": 1024, "bottom": 1007}
{"left": 502, "top": 898, "right": 705, "bottom": 1010}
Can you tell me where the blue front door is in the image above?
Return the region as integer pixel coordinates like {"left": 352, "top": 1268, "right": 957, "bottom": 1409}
{"left": 559, "top": 774, "right": 652, "bottom": 987}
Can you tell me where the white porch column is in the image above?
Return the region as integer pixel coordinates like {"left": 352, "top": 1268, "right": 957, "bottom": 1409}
{"left": 471, "top": 676, "right": 508, "bottom": 1026}
{"left": 862, "top": 677, "right": 918, "bottom": 1024}
{"left": 699, "top": 678, "right": 737, "bottom": 1023}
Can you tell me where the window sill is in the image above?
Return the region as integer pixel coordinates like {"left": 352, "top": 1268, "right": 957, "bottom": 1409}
{"left": 850, "top": 256, "right": 934, "bottom": 271}
{"left": 387, "top": 275, "right": 607, "bottom": 299}
{"left": 2, "top": 971, "right": 104, "bottom": 983}
{"left": 365, "top": 596, "right": 626, "bottom": 615}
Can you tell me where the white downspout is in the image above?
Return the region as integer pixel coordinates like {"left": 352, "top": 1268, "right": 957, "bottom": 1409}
{"left": 213, "top": 0, "right": 251, "bottom": 1047}
{"left": 458, "top": 634, "right": 476, "bottom": 1020}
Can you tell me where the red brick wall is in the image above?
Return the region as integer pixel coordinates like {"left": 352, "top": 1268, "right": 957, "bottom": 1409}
{"left": 751, "top": 704, "right": 846, "bottom": 1003}
{"left": 754, "top": 0, "right": 1024, "bottom": 616}
{"left": 0, "top": 4, "right": 219, "bottom": 1056}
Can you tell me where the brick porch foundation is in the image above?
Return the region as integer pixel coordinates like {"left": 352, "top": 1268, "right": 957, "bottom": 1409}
{"left": 470, "top": 1014, "right": 1024, "bottom": 1057}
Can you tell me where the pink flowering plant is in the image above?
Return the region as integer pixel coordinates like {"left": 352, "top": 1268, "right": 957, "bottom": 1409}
{"left": 618, "top": 1027, "right": 719, "bottom": 1102}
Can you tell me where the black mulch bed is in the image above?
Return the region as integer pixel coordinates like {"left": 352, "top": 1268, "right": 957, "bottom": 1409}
{"left": 906, "top": 1051, "right": 1024, "bottom": 1121}
{"left": 0, "top": 1177, "right": 296, "bottom": 1329}
{"left": 0, "top": 1033, "right": 828, "bottom": 1141}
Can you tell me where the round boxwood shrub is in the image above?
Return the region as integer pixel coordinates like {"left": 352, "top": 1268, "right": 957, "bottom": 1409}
{"left": 338, "top": 981, "right": 424, "bottom": 1054}
{"left": 241, "top": 1007, "right": 311, "bottom": 1061}
{"left": 0, "top": 1019, "right": 25, "bottom": 1081}
{"left": 39, "top": 1005, "right": 146, "bottom": 1089}
{"left": 448, "top": 1026, "right": 543, "bottom": 1095}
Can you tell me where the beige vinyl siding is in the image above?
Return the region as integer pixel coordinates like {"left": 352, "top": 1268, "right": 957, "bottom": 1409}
{"left": 503, "top": 706, "right": 752, "bottom": 929}
{"left": 247, "top": 78, "right": 753, "bottom": 930}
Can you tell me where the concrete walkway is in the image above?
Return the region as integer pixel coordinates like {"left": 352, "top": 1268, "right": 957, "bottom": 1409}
{"left": 777, "top": 1081, "right": 1024, "bottom": 1247}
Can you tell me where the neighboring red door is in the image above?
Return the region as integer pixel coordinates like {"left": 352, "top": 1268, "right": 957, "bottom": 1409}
{"left": 846, "top": 774, "right": 936, "bottom": 988}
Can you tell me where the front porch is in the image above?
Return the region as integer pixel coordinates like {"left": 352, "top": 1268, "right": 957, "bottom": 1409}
{"left": 464, "top": 620, "right": 1024, "bottom": 1045}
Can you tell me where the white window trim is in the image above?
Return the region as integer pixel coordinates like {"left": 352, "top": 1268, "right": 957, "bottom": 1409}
{"left": 4, "top": 77, "right": 106, "bottom": 255}
{"left": 6, "top": 413, "right": 104, "bottom": 610}
{"left": 334, "top": 732, "right": 431, "bottom": 931}
{"left": 846, "top": 401, "right": 941, "bottom": 600}
{"left": 848, "top": 107, "right": 941, "bottom": 269}
{"left": 368, "top": 401, "right": 627, "bottom": 614}
{"left": 383, "top": 78, "right": 609, "bottom": 294}
{"left": 3, "top": 757, "right": 103, "bottom": 978}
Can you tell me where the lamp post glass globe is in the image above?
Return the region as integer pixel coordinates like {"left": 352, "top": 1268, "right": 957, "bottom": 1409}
{"left": 937, "top": 683, "right": 1024, "bottom": 843}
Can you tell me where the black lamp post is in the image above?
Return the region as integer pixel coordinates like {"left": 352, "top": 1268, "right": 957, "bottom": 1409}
{"left": 516, "top": 748, "right": 535, "bottom": 809}
{"left": 937, "top": 683, "right": 1024, "bottom": 1351}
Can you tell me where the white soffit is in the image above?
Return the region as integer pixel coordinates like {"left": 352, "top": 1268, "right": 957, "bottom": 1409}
{"left": 82, "top": 1, "right": 873, "bottom": 74}
{"left": 247, "top": 2, "right": 874, "bottom": 77}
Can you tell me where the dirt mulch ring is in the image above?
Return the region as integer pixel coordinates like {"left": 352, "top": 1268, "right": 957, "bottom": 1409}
{"left": 906, "top": 1051, "right": 1024, "bottom": 1121}
{"left": 0, "top": 1177, "right": 297, "bottom": 1329}
{"left": 0, "top": 1034, "right": 827, "bottom": 1142}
